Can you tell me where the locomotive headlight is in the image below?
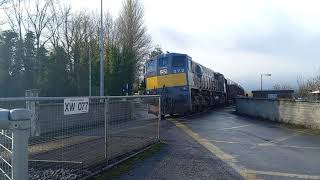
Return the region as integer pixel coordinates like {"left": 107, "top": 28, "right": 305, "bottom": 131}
{"left": 160, "top": 69, "right": 167, "bottom": 75}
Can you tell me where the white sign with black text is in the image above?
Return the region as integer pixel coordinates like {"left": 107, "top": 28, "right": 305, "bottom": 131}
{"left": 64, "top": 98, "right": 89, "bottom": 115}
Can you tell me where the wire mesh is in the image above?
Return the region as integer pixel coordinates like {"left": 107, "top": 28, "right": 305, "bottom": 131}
{"left": 0, "top": 95, "right": 160, "bottom": 180}
{"left": 28, "top": 98, "right": 106, "bottom": 180}
{"left": 0, "top": 129, "right": 13, "bottom": 180}
{"left": 107, "top": 96, "right": 160, "bottom": 162}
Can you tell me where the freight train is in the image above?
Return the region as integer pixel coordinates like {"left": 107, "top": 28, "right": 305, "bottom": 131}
{"left": 145, "top": 52, "right": 244, "bottom": 115}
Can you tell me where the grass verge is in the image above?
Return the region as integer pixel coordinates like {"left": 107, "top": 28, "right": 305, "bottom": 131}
{"left": 91, "top": 142, "right": 165, "bottom": 180}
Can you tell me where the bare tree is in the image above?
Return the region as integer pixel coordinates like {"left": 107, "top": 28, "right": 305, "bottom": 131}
{"left": 58, "top": 5, "right": 73, "bottom": 70}
{"left": 273, "top": 83, "right": 293, "bottom": 90}
{"left": 296, "top": 71, "right": 320, "bottom": 98}
{"left": 25, "top": 0, "right": 54, "bottom": 50}
{"left": 4, "top": 0, "right": 25, "bottom": 40}
{"left": 0, "top": 0, "right": 8, "bottom": 7}
{"left": 45, "top": 0, "right": 64, "bottom": 49}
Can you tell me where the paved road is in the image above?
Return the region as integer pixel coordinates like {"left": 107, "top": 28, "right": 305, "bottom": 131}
{"left": 172, "top": 107, "right": 320, "bottom": 180}
{"left": 119, "top": 107, "right": 320, "bottom": 180}
{"left": 119, "top": 113, "right": 244, "bottom": 180}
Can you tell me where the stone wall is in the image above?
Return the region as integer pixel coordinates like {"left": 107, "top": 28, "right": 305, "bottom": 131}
{"left": 236, "top": 98, "right": 320, "bottom": 129}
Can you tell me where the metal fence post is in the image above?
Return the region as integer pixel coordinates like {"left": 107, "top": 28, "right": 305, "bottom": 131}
{"left": 25, "top": 89, "right": 40, "bottom": 136}
{"left": 10, "top": 108, "right": 31, "bottom": 180}
{"left": 158, "top": 96, "right": 161, "bottom": 140}
{"left": 104, "top": 98, "right": 108, "bottom": 164}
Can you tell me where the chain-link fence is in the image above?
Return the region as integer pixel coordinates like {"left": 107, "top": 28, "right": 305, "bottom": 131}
{"left": 0, "top": 95, "right": 160, "bottom": 180}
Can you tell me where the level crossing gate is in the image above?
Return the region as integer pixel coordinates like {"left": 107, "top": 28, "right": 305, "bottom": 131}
{"left": 0, "top": 95, "right": 160, "bottom": 180}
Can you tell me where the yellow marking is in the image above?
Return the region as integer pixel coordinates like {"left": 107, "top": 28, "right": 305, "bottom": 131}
{"left": 146, "top": 73, "right": 187, "bottom": 90}
{"left": 173, "top": 120, "right": 235, "bottom": 161}
{"left": 248, "top": 170, "right": 320, "bottom": 180}
{"left": 170, "top": 119, "right": 320, "bottom": 180}
{"left": 241, "top": 170, "right": 257, "bottom": 180}
{"left": 170, "top": 119, "right": 254, "bottom": 179}
{"left": 219, "top": 124, "right": 251, "bottom": 130}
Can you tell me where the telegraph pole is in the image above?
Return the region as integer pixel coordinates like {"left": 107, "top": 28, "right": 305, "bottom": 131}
{"left": 260, "top": 74, "right": 262, "bottom": 91}
{"left": 89, "top": 46, "right": 92, "bottom": 96}
{"left": 99, "top": 0, "right": 104, "bottom": 96}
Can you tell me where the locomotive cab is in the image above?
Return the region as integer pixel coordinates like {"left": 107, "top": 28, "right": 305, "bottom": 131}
{"left": 145, "top": 53, "right": 191, "bottom": 115}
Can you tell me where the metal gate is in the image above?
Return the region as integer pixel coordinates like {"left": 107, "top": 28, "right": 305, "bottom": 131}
{"left": 0, "top": 95, "right": 160, "bottom": 180}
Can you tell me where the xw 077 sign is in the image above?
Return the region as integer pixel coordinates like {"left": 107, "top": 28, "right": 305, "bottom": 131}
{"left": 64, "top": 98, "right": 89, "bottom": 115}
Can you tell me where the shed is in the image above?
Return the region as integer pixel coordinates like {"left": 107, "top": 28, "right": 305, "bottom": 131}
{"left": 252, "top": 90, "right": 294, "bottom": 99}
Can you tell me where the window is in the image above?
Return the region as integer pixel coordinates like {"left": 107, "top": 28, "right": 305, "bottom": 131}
{"left": 172, "top": 56, "right": 186, "bottom": 67}
{"left": 192, "top": 62, "right": 196, "bottom": 73}
{"left": 196, "top": 65, "right": 202, "bottom": 76}
{"left": 189, "top": 60, "right": 192, "bottom": 72}
{"left": 146, "top": 60, "right": 156, "bottom": 73}
{"left": 159, "top": 57, "right": 168, "bottom": 67}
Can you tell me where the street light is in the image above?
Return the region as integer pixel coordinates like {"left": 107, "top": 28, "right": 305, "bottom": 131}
{"left": 261, "top": 73, "right": 271, "bottom": 91}
{"left": 99, "top": 0, "right": 104, "bottom": 96}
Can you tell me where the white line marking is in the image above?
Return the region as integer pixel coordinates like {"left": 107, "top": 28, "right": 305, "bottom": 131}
{"left": 209, "top": 139, "right": 241, "bottom": 144}
{"left": 258, "top": 133, "right": 300, "bottom": 147}
{"left": 248, "top": 170, "right": 320, "bottom": 180}
{"left": 170, "top": 119, "right": 320, "bottom": 180}
{"left": 219, "top": 124, "right": 251, "bottom": 130}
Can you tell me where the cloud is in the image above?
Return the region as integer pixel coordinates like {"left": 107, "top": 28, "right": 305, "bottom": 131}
{"left": 156, "top": 28, "right": 192, "bottom": 50}
{"left": 233, "top": 13, "right": 320, "bottom": 60}
{"left": 60, "top": 0, "right": 320, "bottom": 90}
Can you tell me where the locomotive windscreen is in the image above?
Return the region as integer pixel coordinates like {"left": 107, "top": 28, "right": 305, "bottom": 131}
{"left": 172, "top": 56, "right": 186, "bottom": 67}
{"left": 146, "top": 59, "right": 156, "bottom": 73}
{"left": 159, "top": 57, "right": 168, "bottom": 67}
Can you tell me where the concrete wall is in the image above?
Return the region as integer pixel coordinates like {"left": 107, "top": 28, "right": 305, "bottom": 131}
{"left": 236, "top": 98, "right": 320, "bottom": 129}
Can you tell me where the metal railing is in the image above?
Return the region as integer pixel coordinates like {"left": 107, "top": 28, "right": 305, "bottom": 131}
{"left": 0, "top": 108, "right": 31, "bottom": 180}
{"left": 0, "top": 95, "right": 160, "bottom": 180}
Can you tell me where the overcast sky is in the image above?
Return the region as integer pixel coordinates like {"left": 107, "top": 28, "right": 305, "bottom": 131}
{"left": 68, "top": 0, "right": 320, "bottom": 90}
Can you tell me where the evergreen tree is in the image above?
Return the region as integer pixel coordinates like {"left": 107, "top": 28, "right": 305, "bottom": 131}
{"left": 23, "top": 31, "right": 36, "bottom": 89}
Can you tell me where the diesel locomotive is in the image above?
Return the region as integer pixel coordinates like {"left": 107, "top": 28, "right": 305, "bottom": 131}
{"left": 145, "top": 52, "right": 244, "bottom": 115}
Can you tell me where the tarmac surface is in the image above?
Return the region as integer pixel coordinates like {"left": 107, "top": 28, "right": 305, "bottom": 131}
{"left": 119, "top": 107, "right": 320, "bottom": 180}
{"left": 119, "top": 109, "right": 244, "bottom": 180}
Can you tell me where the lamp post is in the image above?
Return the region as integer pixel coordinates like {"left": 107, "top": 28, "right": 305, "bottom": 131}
{"left": 261, "top": 73, "right": 271, "bottom": 91}
{"left": 99, "top": 0, "right": 104, "bottom": 96}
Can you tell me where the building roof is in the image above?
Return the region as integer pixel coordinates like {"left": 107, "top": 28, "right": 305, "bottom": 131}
{"left": 252, "top": 90, "right": 294, "bottom": 94}
{"left": 310, "top": 90, "right": 320, "bottom": 94}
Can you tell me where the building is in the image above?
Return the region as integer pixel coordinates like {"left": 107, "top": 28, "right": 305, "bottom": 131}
{"left": 310, "top": 90, "right": 320, "bottom": 100}
{"left": 252, "top": 90, "right": 294, "bottom": 99}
